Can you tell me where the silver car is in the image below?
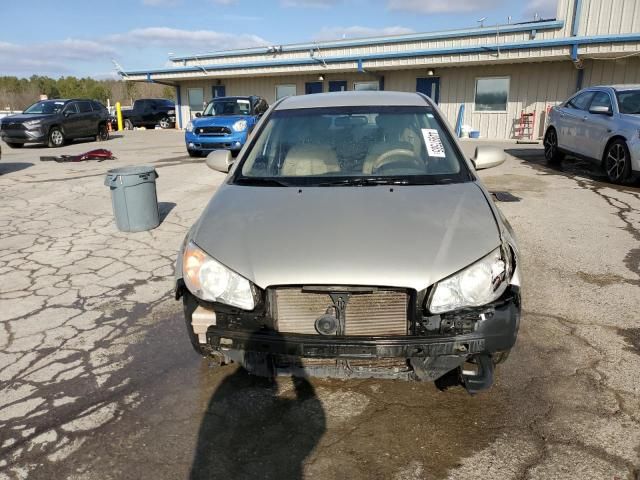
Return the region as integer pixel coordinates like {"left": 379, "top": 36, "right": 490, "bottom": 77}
{"left": 176, "top": 91, "right": 521, "bottom": 394}
{"left": 544, "top": 85, "right": 640, "bottom": 184}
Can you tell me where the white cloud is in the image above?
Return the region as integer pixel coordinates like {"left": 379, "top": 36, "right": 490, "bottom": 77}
{"left": 109, "top": 27, "right": 269, "bottom": 51}
{"left": 281, "top": 0, "right": 338, "bottom": 8}
{"left": 523, "top": 0, "right": 558, "bottom": 18}
{"left": 315, "top": 25, "right": 415, "bottom": 41}
{"left": 0, "top": 39, "right": 115, "bottom": 76}
{"left": 387, "top": 0, "right": 503, "bottom": 14}
{"left": 212, "top": 0, "right": 239, "bottom": 4}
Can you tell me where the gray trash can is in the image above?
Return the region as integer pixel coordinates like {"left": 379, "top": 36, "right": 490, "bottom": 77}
{"left": 105, "top": 166, "right": 160, "bottom": 232}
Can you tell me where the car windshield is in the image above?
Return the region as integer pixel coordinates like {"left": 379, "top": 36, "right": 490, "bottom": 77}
{"left": 236, "top": 106, "right": 469, "bottom": 186}
{"left": 23, "top": 101, "right": 65, "bottom": 114}
{"left": 617, "top": 90, "right": 640, "bottom": 114}
{"left": 203, "top": 99, "right": 251, "bottom": 116}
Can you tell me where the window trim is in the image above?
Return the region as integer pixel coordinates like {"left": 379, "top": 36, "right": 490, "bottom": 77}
{"left": 474, "top": 76, "right": 510, "bottom": 113}
{"left": 275, "top": 84, "right": 297, "bottom": 101}
{"left": 353, "top": 81, "right": 380, "bottom": 91}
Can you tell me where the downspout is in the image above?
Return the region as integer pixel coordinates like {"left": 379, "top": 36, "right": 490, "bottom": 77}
{"left": 571, "top": 0, "right": 583, "bottom": 36}
{"left": 176, "top": 85, "right": 183, "bottom": 130}
{"left": 571, "top": 44, "right": 584, "bottom": 91}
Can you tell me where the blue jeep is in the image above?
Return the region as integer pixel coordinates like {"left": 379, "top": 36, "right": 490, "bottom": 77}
{"left": 185, "top": 96, "right": 269, "bottom": 157}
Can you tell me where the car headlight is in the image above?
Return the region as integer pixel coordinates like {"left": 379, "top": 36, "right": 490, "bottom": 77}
{"left": 183, "top": 241, "right": 255, "bottom": 310}
{"left": 428, "top": 247, "right": 511, "bottom": 314}
{"left": 24, "top": 120, "right": 42, "bottom": 128}
{"left": 186, "top": 121, "right": 194, "bottom": 133}
{"left": 232, "top": 120, "right": 247, "bottom": 132}
{"left": 168, "top": 110, "right": 175, "bottom": 115}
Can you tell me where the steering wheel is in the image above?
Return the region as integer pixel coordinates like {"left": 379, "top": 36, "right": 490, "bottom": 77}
{"left": 369, "top": 149, "right": 421, "bottom": 174}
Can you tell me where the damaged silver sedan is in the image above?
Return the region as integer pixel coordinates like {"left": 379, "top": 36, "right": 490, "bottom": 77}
{"left": 176, "top": 91, "right": 521, "bottom": 394}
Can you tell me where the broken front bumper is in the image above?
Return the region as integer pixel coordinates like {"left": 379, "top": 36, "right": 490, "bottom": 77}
{"left": 181, "top": 288, "right": 520, "bottom": 387}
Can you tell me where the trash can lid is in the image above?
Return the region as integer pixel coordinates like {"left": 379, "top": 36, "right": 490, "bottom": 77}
{"left": 104, "top": 165, "right": 158, "bottom": 187}
{"left": 106, "top": 166, "right": 156, "bottom": 176}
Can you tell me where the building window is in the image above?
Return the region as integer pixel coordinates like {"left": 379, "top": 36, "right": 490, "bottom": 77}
{"left": 354, "top": 81, "right": 379, "bottom": 91}
{"left": 475, "top": 77, "right": 510, "bottom": 112}
{"left": 276, "top": 84, "right": 296, "bottom": 100}
{"left": 187, "top": 87, "right": 204, "bottom": 116}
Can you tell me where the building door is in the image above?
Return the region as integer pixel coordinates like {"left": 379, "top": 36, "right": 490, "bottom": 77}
{"left": 416, "top": 77, "right": 440, "bottom": 104}
{"left": 188, "top": 87, "right": 204, "bottom": 118}
{"left": 305, "top": 82, "right": 323, "bottom": 94}
{"left": 212, "top": 85, "right": 226, "bottom": 98}
{"left": 329, "top": 80, "right": 347, "bottom": 92}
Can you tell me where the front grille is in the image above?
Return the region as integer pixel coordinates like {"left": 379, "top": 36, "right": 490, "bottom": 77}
{"left": 273, "top": 288, "right": 408, "bottom": 336}
{"left": 1, "top": 122, "right": 25, "bottom": 131}
{"left": 196, "top": 126, "right": 231, "bottom": 136}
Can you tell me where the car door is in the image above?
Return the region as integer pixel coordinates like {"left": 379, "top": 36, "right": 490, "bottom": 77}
{"left": 77, "top": 101, "right": 97, "bottom": 136}
{"left": 557, "top": 91, "right": 594, "bottom": 154}
{"left": 62, "top": 102, "right": 82, "bottom": 138}
{"left": 583, "top": 91, "right": 615, "bottom": 161}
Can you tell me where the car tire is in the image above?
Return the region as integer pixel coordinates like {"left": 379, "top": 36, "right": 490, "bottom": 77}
{"left": 159, "top": 117, "right": 172, "bottom": 129}
{"left": 96, "top": 123, "right": 109, "bottom": 142}
{"left": 544, "top": 128, "right": 564, "bottom": 165}
{"left": 6, "top": 142, "right": 24, "bottom": 149}
{"left": 124, "top": 119, "right": 134, "bottom": 130}
{"left": 604, "top": 139, "right": 632, "bottom": 184}
{"left": 187, "top": 149, "right": 200, "bottom": 158}
{"left": 48, "top": 127, "right": 65, "bottom": 148}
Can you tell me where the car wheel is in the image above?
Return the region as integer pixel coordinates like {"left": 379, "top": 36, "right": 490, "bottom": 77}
{"left": 48, "top": 127, "right": 65, "bottom": 148}
{"left": 187, "top": 149, "right": 200, "bottom": 158}
{"left": 6, "top": 142, "right": 24, "bottom": 149}
{"left": 544, "top": 128, "right": 564, "bottom": 165}
{"left": 124, "top": 119, "right": 134, "bottom": 130}
{"left": 604, "top": 139, "right": 632, "bottom": 184}
{"left": 96, "top": 123, "right": 109, "bottom": 142}
{"left": 159, "top": 117, "right": 172, "bottom": 129}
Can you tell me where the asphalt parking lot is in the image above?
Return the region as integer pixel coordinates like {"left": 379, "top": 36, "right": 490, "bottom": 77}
{"left": 1, "top": 130, "right": 639, "bottom": 480}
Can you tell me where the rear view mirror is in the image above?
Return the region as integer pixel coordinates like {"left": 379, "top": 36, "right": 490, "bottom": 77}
{"left": 473, "top": 146, "right": 506, "bottom": 170}
{"left": 206, "top": 150, "right": 233, "bottom": 173}
{"left": 589, "top": 105, "right": 612, "bottom": 116}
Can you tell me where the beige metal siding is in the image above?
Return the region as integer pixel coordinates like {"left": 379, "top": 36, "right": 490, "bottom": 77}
{"left": 578, "top": 0, "right": 640, "bottom": 35}
{"left": 582, "top": 58, "right": 640, "bottom": 85}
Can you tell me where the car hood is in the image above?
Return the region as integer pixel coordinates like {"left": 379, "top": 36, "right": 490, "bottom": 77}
{"left": 192, "top": 115, "right": 250, "bottom": 127}
{"left": 190, "top": 182, "right": 501, "bottom": 292}
{"left": 1, "top": 114, "right": 53, "bottom": 123}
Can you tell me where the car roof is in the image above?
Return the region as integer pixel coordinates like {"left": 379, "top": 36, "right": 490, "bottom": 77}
{"left": 586, "top": 85, "right": 640, "bottom": 92}
{"left": 214, "top": 96, "right": 254, "bottom": 101}
{"left": 276, "top": 91, "right": 430, "bottom": 110}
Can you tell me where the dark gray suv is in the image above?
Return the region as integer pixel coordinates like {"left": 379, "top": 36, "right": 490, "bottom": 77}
{"left": 0, "top": 99, "right": 110, "bottom": 148}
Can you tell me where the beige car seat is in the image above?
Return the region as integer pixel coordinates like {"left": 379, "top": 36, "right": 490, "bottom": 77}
{"left": 281, "top": 145, "right": 340, "bottom": 176}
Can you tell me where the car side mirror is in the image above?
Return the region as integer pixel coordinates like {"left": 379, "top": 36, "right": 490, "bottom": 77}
{"left": 206, "top": 150, "right": 233, "bottom": 173}
{"left": 195, "top": 112, "right": 202, "bottom": 118}
{"left": 64, "top": 110, "right": 73, "bottom": 117}
{"left": 472, "top": 146, "right": 506, "bottom": 170}
{"left": 589, "top": 105, "right": 613, "bottom": 116}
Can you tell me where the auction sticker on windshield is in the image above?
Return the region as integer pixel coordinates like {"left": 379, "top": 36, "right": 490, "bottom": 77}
{"left": 422, "top": 128, "right": 446, "bottom": 158}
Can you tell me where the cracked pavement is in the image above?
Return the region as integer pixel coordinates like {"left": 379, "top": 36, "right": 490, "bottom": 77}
{"left": 1, "top": 132, "right": 639, "bottom": 479}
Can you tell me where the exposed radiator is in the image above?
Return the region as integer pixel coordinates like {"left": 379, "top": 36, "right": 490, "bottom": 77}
{"left": 273, "top": 288, "right": 408, "bottom": 336}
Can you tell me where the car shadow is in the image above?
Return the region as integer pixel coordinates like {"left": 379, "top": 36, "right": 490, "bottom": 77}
{"left": 505, "top": 147, "right": 640, "bottom": 191}
{"left": 189, "top": 331, "right": 326, "bottom": 480}
{"left": 0, "top": 162, "right": 34, "bottom": 175}
{"left": 158, "top": 201, "right": 176, "bottom": 223}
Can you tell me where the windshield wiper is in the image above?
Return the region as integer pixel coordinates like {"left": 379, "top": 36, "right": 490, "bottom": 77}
{"left": 234, "top": 177, "right": 290, "bottom": 187}
{"left": 318, "top": 177, "right": 456, "bottom": 186}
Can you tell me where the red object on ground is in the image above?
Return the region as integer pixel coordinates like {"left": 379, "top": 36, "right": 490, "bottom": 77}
{"left": 40, "top": 149, "right": 116, "bottom": 163}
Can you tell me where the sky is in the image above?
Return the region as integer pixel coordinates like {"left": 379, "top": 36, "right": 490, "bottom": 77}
{"left": 0, "top": 0, "right": 558, "bottom": 79}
